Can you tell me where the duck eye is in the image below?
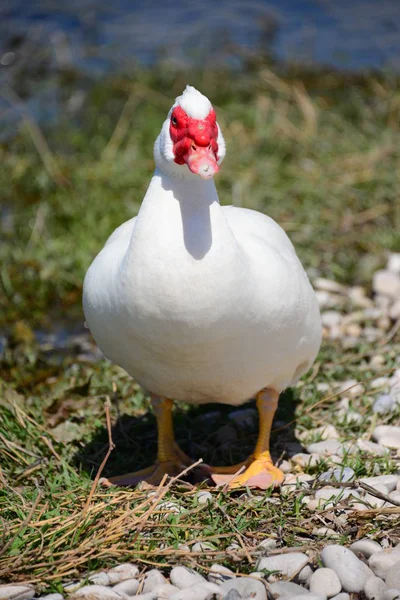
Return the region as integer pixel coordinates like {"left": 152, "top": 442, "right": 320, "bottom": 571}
{"left": 171, "top": 115, "right": 177, "bottom": 126}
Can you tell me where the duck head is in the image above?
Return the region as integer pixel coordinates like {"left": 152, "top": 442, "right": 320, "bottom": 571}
{"left": 154, "top": 86, "right": 226, "bottom": 180}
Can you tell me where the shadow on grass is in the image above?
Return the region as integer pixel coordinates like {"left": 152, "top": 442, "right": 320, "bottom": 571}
{"left": 75, "top": 388, "right": 302, "bottom": 484}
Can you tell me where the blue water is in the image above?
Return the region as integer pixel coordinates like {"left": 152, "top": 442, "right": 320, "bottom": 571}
{"left": 1, "top": 0, "right": 400, "bottom": 139}
{"left": 1, "top": 0, "right": 400, "bottom": 74}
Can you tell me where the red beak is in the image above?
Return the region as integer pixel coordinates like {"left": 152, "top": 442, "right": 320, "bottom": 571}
{"left": 183, "top": 143, "right": 219, "bottom": 179}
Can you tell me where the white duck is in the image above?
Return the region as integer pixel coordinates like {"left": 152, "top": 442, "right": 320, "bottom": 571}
{"left": 83, "top": 85, "right": 322, "bottom": 489}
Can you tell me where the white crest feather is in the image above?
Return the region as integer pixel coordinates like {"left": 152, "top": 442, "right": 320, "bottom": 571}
{"left": 172, "top": 85, "right": 212, "bottom": 119}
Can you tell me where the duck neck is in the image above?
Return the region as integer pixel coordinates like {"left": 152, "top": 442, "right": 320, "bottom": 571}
{"left": 127, "top": 168, "right": 239, "bottom": 262}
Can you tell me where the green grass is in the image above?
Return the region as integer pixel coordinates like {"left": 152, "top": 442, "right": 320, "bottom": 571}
{"left": 1, "top": 64, "right": 400, "bottom": 590}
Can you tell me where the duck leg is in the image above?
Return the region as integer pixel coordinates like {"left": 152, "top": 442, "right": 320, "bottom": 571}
{"left": 102, "top": 396, "right": 195, "bottom": 487}
{"left": 211, "top": 388, "right": 285, "bottom": 489}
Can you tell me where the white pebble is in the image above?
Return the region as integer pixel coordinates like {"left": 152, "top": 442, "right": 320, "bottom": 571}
{"left": 170, "top": 582, "right": 220, "bottom": 600}
{"left": 258, "top": 538, "right": 277, "bottom": 551}
{"left": 289, "top": 596, "right": 326, "bottom": 600}
{"left": 310, "top": 568, "right": 342, "bottom": 598}
{"left": 383, "top": 591, "right": 400, "bottom": 600}
{"left": 291, "top": 453, "right": 321, "bottom": 468}
{"left": 373, "top": 395, "right": 395, "bottom": 415}
{"left": 357, "top": 440, "right": 388, "bottom": 457}
{"left": 331, "top": 595, "right": 350, "bottom": 600}
{"left": 191, "top": 542, "right": 215, "bottom": 552}
{"left": 369, "top": 548, "right": 400, "bottom": 579}
{"left": 153, "top": 584, "right": 180, "bottom": 599}
{"left": 385, "top": 561, "right": 400, "bottom": 590}
{"left": 373, "top": 270, "right": 400, "bottom": 299}
{"left": 315, "top": 278, "right": 347, "bottom": 293}
{"left": 307, "top": 440, "right": 343, "bottom": 456}
{"left": 143, "top": 569, "right": 166, "bottom": 592}
{"left": 170, "top": 567, "right": 205, "bottom": 589}
{"left": 364, "top": 576, "right": 388, "bottom": 600}
{"left": 38, "top": 595, "right": 64, "bottom": 600}
{"left": 107, "top": 564, "right": 139, "bottom": 584}
{"left": 207, "top": 564, "right": 235, "bottom": 584}
{"left": 112, "top": 579, "right": 139, "bottom": 596}
{"left": 257, "top": 552, "right": 311, "bottom": 583}
{"left": 319, "top": 467, "right": 355, "bottom": 483}
{"left": 70, "top": 585, "right": 125, "bottom": 600}
{"left": 312, "top": 527, "right": 340, "bottom": 538}
{"left": 268, "top": 581, "right": 307, "bottom": 598}
{"left": 387, "top": 253, "right": 400, "bottom": 274}
{"left": 0, "top": 586, "right": 36, "bottom": 600}
{"left": 88, "top": 573, "right": 110, "bottom": 587}
{"left": 321, "top": 544, "right": 373, "bottom": 592}
{"left": 197, "top": 491, "right": 213, "bottom": 505}
{"left": 219, "top": 577, "right": 267, "bottom": 600}
{"left": 389, "top": 299, "right": 400, "bottom": 320}
{"left": 360, "top": 475, "right": 400, "bottom": 493}
{"left": 350, "top": 539, "right": 383, "bottom": 558}
{"left": 373, "top": 426, "right": 400, "bottom": 449}
{"left": 322, "top": 311, "right": 342, "bottom": 328}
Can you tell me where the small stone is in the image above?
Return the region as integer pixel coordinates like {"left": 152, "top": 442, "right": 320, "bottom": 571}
{"left": 373, "top": 395, "right": 395, "bottom": 415}
{"left": 221, "top": 590, "right": 243, "bottom": 600}
{"left": 219, "top": 578, "right": 267, "bottom": 600}
{"left": 360, "top": 475, "right": 400, "bottom": 493}
{"left": 228, "top": 408, "right": 257, "bottom": 428}
{"left": 107, "top": 564, "right": 139, "bottom": 584}
{"left": 370, "top": 355, "right": 386, "bottom": 370}
{"left": 312, "top": 526, "right": 340, "bottom": 538}
{"left": 154, "top": 585, "right": 180, "bottom": 599}
{"left": 268, "top": 581, "right": 308, "bottom": 598}
{"left": 133, "top": 594, "right": 158, "bottom": 600}
{"left": 383, "top": 591, "right": 400, "bottom": 600}
{"left": 363, "top": 483, "right": 389, "bottom": 508}
{"left": 0, "top": 586, "right": 36, "bottom": 600}
{"left": 258, "top": 538, "right": 277, "bottom": 551}
{"left": 364, "top": 576, "right": 388, "bottom": 600}
{"left": 385, "top": 561, "right": 400, "bottom": 589}
{"left": 88, "top": 573, "right": 110, "bottom": 587}
{"left": 307, "top": 440, "right": 343, "bottom": 456}
{"left": 170, "top": 567, "right": 206, "bottom": 589}
{"left": 373, "top": 426, "right": 400, "bottom": 449}
{"left": 70, "top": 585, "right": 126, "bottom": 600}
{"left": 112, "top": 580, "right": 140, "bottom": 596}
{"left": 315, "top": 424, "right": 340, "bottom": 440}
{"left": 322, "top": 311, "right": 342, "bottom": 328}
{"left": 350, "top": 539, "right": 383, "bottom": 558}
{"left": 319, "top": 467, "right": 355, "bottom": 483}
{"left": 289, "top": 596, "right": 326, "bottom": 600}
{"left": 257, "top": 552, "right": 310, "bottom": 583}
{"left": 291, "top": 453, "right": 320, "bottom": 468}
{"left": 315, "top": 278, "right": 347, "bottom": 294}
{"left": 357, "top": 440, "right": 388, "bottom": 457}
{"left": 208, "top": 564, "right": 235, "bottom": 584}
{"left": 38, "top": 595, "right": 64, "bottom": 600}
{"left": 369, "top": 549, "right": 400, "bottom": 579}
{"left": 191, "top": 542, "right": 215, "bottom": 552}
{"left": 331, "top": 595, "right": 350, "bottom": 600}
{"left": 373, "top": 270, "right": 400, "bottom": 299}
{"left": 389, "top": 300, "right": 400, "bottom": 320}
{"left": 279, "top": 459, "right": 292, "bottom": 473}
{"left": 63, "top": 582, "right": 83, "bottom": 594}
{"left": 309, "top": 569, "right": 342, "bottom": 598}
{"left": 143, "top": 570, "right": 166, "bottom": 592}
{"left": 321, "top": 544, "right": 373, "bottom": 592}
{"left": 197, "top": 491, "right": 213, "bottom": 505}
{"left": 281, "top": 474, "right": 313, "bottom": 495}
{"left": 387, "top": 253, "right": 400, "bottom": 274}
{"left": 170, "top": 582, "right": 220, "bottom": 600}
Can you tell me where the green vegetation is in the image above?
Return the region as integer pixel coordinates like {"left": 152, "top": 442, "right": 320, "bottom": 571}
{"left": 1, "top": 64, "right": 400, "bottom": 589}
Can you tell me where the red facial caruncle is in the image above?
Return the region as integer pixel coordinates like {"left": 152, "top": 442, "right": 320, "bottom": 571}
{"left": 169, "top": 106, "right": 220, "bottom": 179}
